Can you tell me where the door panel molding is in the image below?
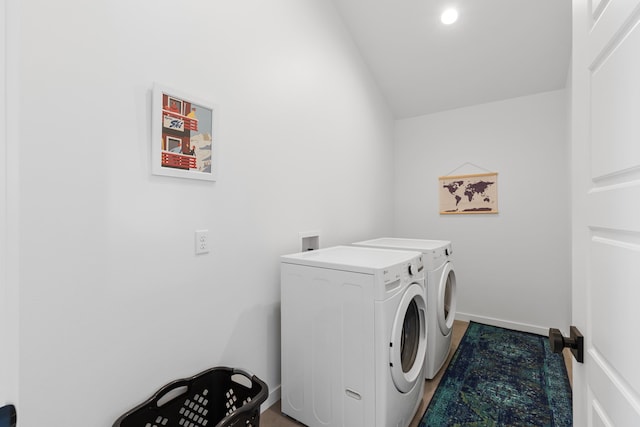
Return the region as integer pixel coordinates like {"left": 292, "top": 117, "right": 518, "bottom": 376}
{"left": 590, "top": 396, "right": 614, "bottom": 427}
{"left": 590, "top": 21, "right": 640, "bottom": 179}
{"left": 589, "top": 0, "right": 640, "bottom": 64}
{"left": 588, "top": 350, "right": 640, "bottom": 423}
{"left": 588, "top": 182, "right": 640, "bottom": 232}
{"left": 589, "top": 236, "right": 640, "bottom": 394}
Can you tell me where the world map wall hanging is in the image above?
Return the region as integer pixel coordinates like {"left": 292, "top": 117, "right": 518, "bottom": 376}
{"left": 439, "top": 172, "right": 498, "bottom": 214}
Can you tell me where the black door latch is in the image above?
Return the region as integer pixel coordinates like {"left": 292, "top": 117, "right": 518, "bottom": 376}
{"left": 549, "top": 326, "right": 584, "bottom": 363}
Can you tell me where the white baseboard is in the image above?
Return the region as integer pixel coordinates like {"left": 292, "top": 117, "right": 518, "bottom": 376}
{"left": 455, "top": 312, "right": 553, "bottom": 336}
{"left": 261, "top": 384, "right": 281, "bottom": 413}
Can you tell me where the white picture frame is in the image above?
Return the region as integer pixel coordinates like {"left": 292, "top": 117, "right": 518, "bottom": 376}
{"left": 152, "top": 83, "right": 218, "bottom": 181}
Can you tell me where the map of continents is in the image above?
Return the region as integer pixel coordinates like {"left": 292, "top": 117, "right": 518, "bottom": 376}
{"left": 439, "top": 174, "right": 498, "bottom": 214}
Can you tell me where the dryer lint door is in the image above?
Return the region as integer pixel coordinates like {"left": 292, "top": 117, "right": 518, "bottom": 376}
{"left": 389, "top": 283, "right": 427, "bottom": 393}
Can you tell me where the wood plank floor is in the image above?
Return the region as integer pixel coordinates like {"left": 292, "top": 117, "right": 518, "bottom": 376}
{"left": 260, "top": 320, "right": 572, "bottom": 427}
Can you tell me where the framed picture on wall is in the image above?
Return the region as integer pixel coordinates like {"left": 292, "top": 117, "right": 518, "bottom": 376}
{"left": 152, "top": 83, "right": 218, "bottom": 181}
{"left": 439, "top": 172, "right": 498, "bottom": 214}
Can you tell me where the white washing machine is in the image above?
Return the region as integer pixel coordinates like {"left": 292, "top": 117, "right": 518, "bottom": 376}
{"left": 280, "top": 246, "right": 427, "bottom": 427}
{"left": 353, "top": 238, "right": 457, "bottom": 379}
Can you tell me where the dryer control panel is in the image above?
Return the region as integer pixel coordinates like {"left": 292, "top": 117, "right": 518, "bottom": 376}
{"left": 382, "top": 256, "right": 422, "bottom": 282}
{"left": 379, "top": 255, "right": 424, "bottom": 300}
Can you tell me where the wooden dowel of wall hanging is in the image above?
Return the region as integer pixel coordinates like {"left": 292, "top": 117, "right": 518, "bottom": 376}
{"left": 439, "top": 172, "right": 498, "bottom": 180}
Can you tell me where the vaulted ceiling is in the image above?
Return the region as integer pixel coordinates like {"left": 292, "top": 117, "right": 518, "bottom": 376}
{"left": 332, "top": 0, "right": 572, "bottom": 118}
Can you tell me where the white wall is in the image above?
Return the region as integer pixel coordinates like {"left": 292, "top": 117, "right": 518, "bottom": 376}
{"left": 1, "top": 0, "right": 8, "bottom": 405}
{"left": 394, "top": 90, "right": 571, "bottom": 335}
{"left": 11, "top": 0, "right": 395, "bottom": 425}
{"left": 1, "top": 0, "right": 20, "bottom": 408}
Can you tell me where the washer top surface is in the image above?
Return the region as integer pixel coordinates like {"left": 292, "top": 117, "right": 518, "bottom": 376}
{"left": 281, "top": 245, "right": 421, "bottom": 274}
{"left": 354, "top": 237, "right": 450, "bottom": 252}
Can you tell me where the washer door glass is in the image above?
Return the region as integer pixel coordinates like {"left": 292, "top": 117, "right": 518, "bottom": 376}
{"left": 390, "top": 283, "right": 427, "bottom": 393}
{"left": 438, "top": 263, "right": 457, "bottom": 336}
{"left": 401, "top": 300, "right": 420, "bottom": 372}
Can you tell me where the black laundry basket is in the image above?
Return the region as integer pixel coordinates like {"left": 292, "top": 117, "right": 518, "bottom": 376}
{"left": 113, "top": 367, "right": 268, "bottom": 427}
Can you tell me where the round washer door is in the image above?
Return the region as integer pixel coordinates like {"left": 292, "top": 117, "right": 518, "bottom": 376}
{"left": 389, "top": 283, "right": 427, "bottom": 393}
{"left": 437, "top": 262, "right": 457, "bottom": 336}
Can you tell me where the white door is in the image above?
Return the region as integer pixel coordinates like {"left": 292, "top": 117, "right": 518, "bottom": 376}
{"left": 572, "top": 0, "right": 640, "bottom": 425}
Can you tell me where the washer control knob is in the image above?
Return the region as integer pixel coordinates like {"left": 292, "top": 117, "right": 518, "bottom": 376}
{"left": 408, "top": 263, "right": 416, "bottom": 276}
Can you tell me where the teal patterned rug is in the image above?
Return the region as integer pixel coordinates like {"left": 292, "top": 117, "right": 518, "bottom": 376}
{"left": 420, "top": 322, "right": 572, "bottom": 426}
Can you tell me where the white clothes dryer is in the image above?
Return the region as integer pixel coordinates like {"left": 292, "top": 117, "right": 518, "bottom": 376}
{"left": 280, "top": 246, "right": 427, "bottom": 427}
{"left": 353, "top": 238, "right": 457, "bottom": 379}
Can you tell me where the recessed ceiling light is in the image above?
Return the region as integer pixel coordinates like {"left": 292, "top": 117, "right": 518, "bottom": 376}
{"left": 441, "top": 8, "right": 458, "bottom": 25}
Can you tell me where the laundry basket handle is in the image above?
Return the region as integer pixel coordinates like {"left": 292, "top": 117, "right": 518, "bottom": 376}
{"left": 232, "top": 368, "right": 253, "bottom": 380}
{"left": 148, "top": 378, "right": 192, "bottom": 408}
{"left": 212, "top": 369, "right": 269, "bottom": 427}
{"left": 231, "top": 368, "right": 267, "bottom": 396}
